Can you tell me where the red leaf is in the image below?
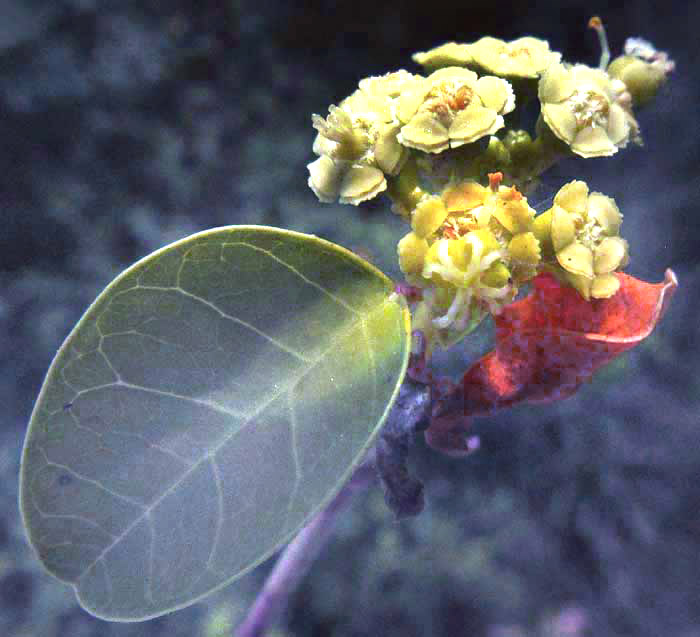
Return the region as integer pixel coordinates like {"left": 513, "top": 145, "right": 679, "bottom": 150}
{"left": 426, "top": 270, "right": 678, "bottom": 456}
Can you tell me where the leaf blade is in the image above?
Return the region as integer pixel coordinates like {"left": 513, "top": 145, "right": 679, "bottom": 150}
{"left": 20, "top": 225, "right": 410, "bottom": 621}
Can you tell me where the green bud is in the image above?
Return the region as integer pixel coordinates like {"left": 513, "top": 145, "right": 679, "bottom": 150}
{"left": 532, "top": 209, "right": 553, "bottom": 258}
{"left": 608, "top": 55, "right": 666, "bottom": 106}
{"left": 482, "top": 261, "right": 511, "bottom": 288}
{"left": 502, "top": 129, "right": 533, "bottom": 161}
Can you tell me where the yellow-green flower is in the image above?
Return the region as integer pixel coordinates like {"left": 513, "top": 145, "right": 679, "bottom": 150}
{"left": 357, "top": 69, "right": 422, "bottom": 99}
{"left": 396, "top": 175, "right": 547, "bottom": 351}
{"left": 396, "top": 67, "right": 515, "bottom": 153}
{"left": 412, "top": 42, "right": 473, "bottom": 71}
{"left": 538, "top": 63, "right": 633, "bottom": 158}
{"left": 309, "top": 71, "right": 421, "bottom": 204}
{"left": 468, "top": 36, "right": 561, "bottom": 79}
{"left": 544, "top": 180, "right": 629, "bottom": 298}
{"left": 311, "top": 90, "right": 406, "bottom": 173}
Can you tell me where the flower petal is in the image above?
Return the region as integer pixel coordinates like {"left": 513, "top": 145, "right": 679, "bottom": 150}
{"left": 312, "top": 132, "right": 338, "bottom": 157}
{"left": 359, "top": 70, "right": 420, "bottom": 98}
{"left": 398, "top": 232, "right": 429, "bottom": 274}
{"left": 553, "top": 180, "right": 589, "bottom": 216}
{"left": 508, "top": 232, "right": 541, "bottom": 264}
{"left": 541, "top": 103, "right": 578, "bottom": 143}
{"left": 594, "top": 236, "right": 628, "bottom": 274}
{"left": 398, "top": 113, "right": 450, "bottom": 153}
{"left": 426, "top": 66, "right": 478, "bottom": 85}
{"left": 538, "top": 64, "right": 576, "bottom": 103}
{"left": 492, "top": 198, "right": 535, "bottom": 234}
{"left": 587, "top": 192, "right": 622, "bottom": 235}
{"left": 396, "top": 82, "right": 431, "bottom": 123}
{"left": 551, "top": 204, "right": 576, "bottom": 252}
{"left": 443, "top": 181, "right": 488, "bottom": 213}
{"left": 607, "top": 103, "right": 631, "bottom": 146}
{"left": 475, "top": 76, "right": 515, "bottom": 114}
{"left": 572, "top": 126, "right": 617, "bottom": 158}
{"left": 571, "top": 64, "right": 612, "bottom": 93}
{"left": 564, "top": 271, "right": 593, "bottom": 300}
{"left": 307, "top": 156, "right": 345, "bottom": 203}
{"left": 374, "top": 123, "right": 405, "bottom": 174}
{"left": 556, "top": 241, "right": 594, "bottom": 278}
{"left": 448, "top": 104, "right": 501, "bottom": 145}
{"left": 412, "top": 197, "right": 449, "bottom": 238}
{"left": 412, "top": 42, "right": 473, "bottom": 70}
{"left": 591, "top": 273, "right": 621, "bottom": 298}
{"left": 339, "top": 165, "right": 386, "bottom": 205}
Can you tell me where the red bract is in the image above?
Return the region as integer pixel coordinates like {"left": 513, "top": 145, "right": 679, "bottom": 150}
{"left": 426, "top": 269, "right": 678, "bottom": 456}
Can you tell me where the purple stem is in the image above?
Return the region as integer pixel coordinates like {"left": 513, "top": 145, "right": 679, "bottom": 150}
{"left": 236, "top": 457, "right": 378, "bottom": 637}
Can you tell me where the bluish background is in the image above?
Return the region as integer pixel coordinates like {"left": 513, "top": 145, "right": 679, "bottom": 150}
{"left": 1, "top": 1, "right": 699, "bottom": 635}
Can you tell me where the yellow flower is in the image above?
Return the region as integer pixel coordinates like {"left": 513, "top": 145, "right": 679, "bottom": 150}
{"left": 538, "top": 63, "right": 633, "bottom": 158}
{"left": 545, "top": 180, "right": 629, "bottom": 299}
{"left": 468, "top": 36, "right": 562, "bottom": 79}
{"left": 421, "top": 231, "right": 512, "bottom": 327}
{"left": 439, "top": 174, "right": 539, "bottom": 278}
{"left": 396, "top": 67, "right": 515, "bottom": 153}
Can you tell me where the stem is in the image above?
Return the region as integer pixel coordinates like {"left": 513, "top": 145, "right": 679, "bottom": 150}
{"left": 510, "top": 134, "right": 567, "bottom": 195}
{"left": 236, "top": 457, "right": 378, "bottom": 637}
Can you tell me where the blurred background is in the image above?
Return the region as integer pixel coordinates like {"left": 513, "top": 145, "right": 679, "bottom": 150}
{"left": 1, "top": 1, "right": 699, "bottom": 635}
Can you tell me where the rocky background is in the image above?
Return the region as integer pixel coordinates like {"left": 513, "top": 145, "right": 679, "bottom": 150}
{"left": 1, "top": 1, "right": 699, "bottom": 636}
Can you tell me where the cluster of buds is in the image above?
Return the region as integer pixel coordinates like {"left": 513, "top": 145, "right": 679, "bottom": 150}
{"left": 307, "top": 20, "right": 673, "bottom": 353}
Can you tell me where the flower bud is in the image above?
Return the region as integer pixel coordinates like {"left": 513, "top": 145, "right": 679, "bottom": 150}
{"left": 608, "top": 55, "right": 666, "bottom": 106}
{"left": 608, "top": 37, "right": 674, "bottom": 107}
{"left": 397, "top": 232, "right": 429, "bottom": 275}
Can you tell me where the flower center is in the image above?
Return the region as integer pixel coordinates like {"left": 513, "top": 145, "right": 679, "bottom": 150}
{"left": 425, "top": 82, "right": 475, "bottom": 125}
{"left": 501, "top": 45, "right": 533, "bottom": 60}
{"left": 567, "top": 89, "right": 610, "bottom": 129}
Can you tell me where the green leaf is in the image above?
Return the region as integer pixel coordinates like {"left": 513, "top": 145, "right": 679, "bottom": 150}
{"left": 19, "top": 225, "right": 410, "bottom": 621}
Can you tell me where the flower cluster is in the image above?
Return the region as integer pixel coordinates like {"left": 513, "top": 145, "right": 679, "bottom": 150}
{"left": 306, "top": 21, "right": 672, "bottom": 353}
{"left": 308, "top": 70, "right": 420, "bottom": 205}
{"left": 308, "top": 66, "right": 515, "bottom": 205}
{"left": 396, "top": 172, "right": 541, "bottom": 347}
